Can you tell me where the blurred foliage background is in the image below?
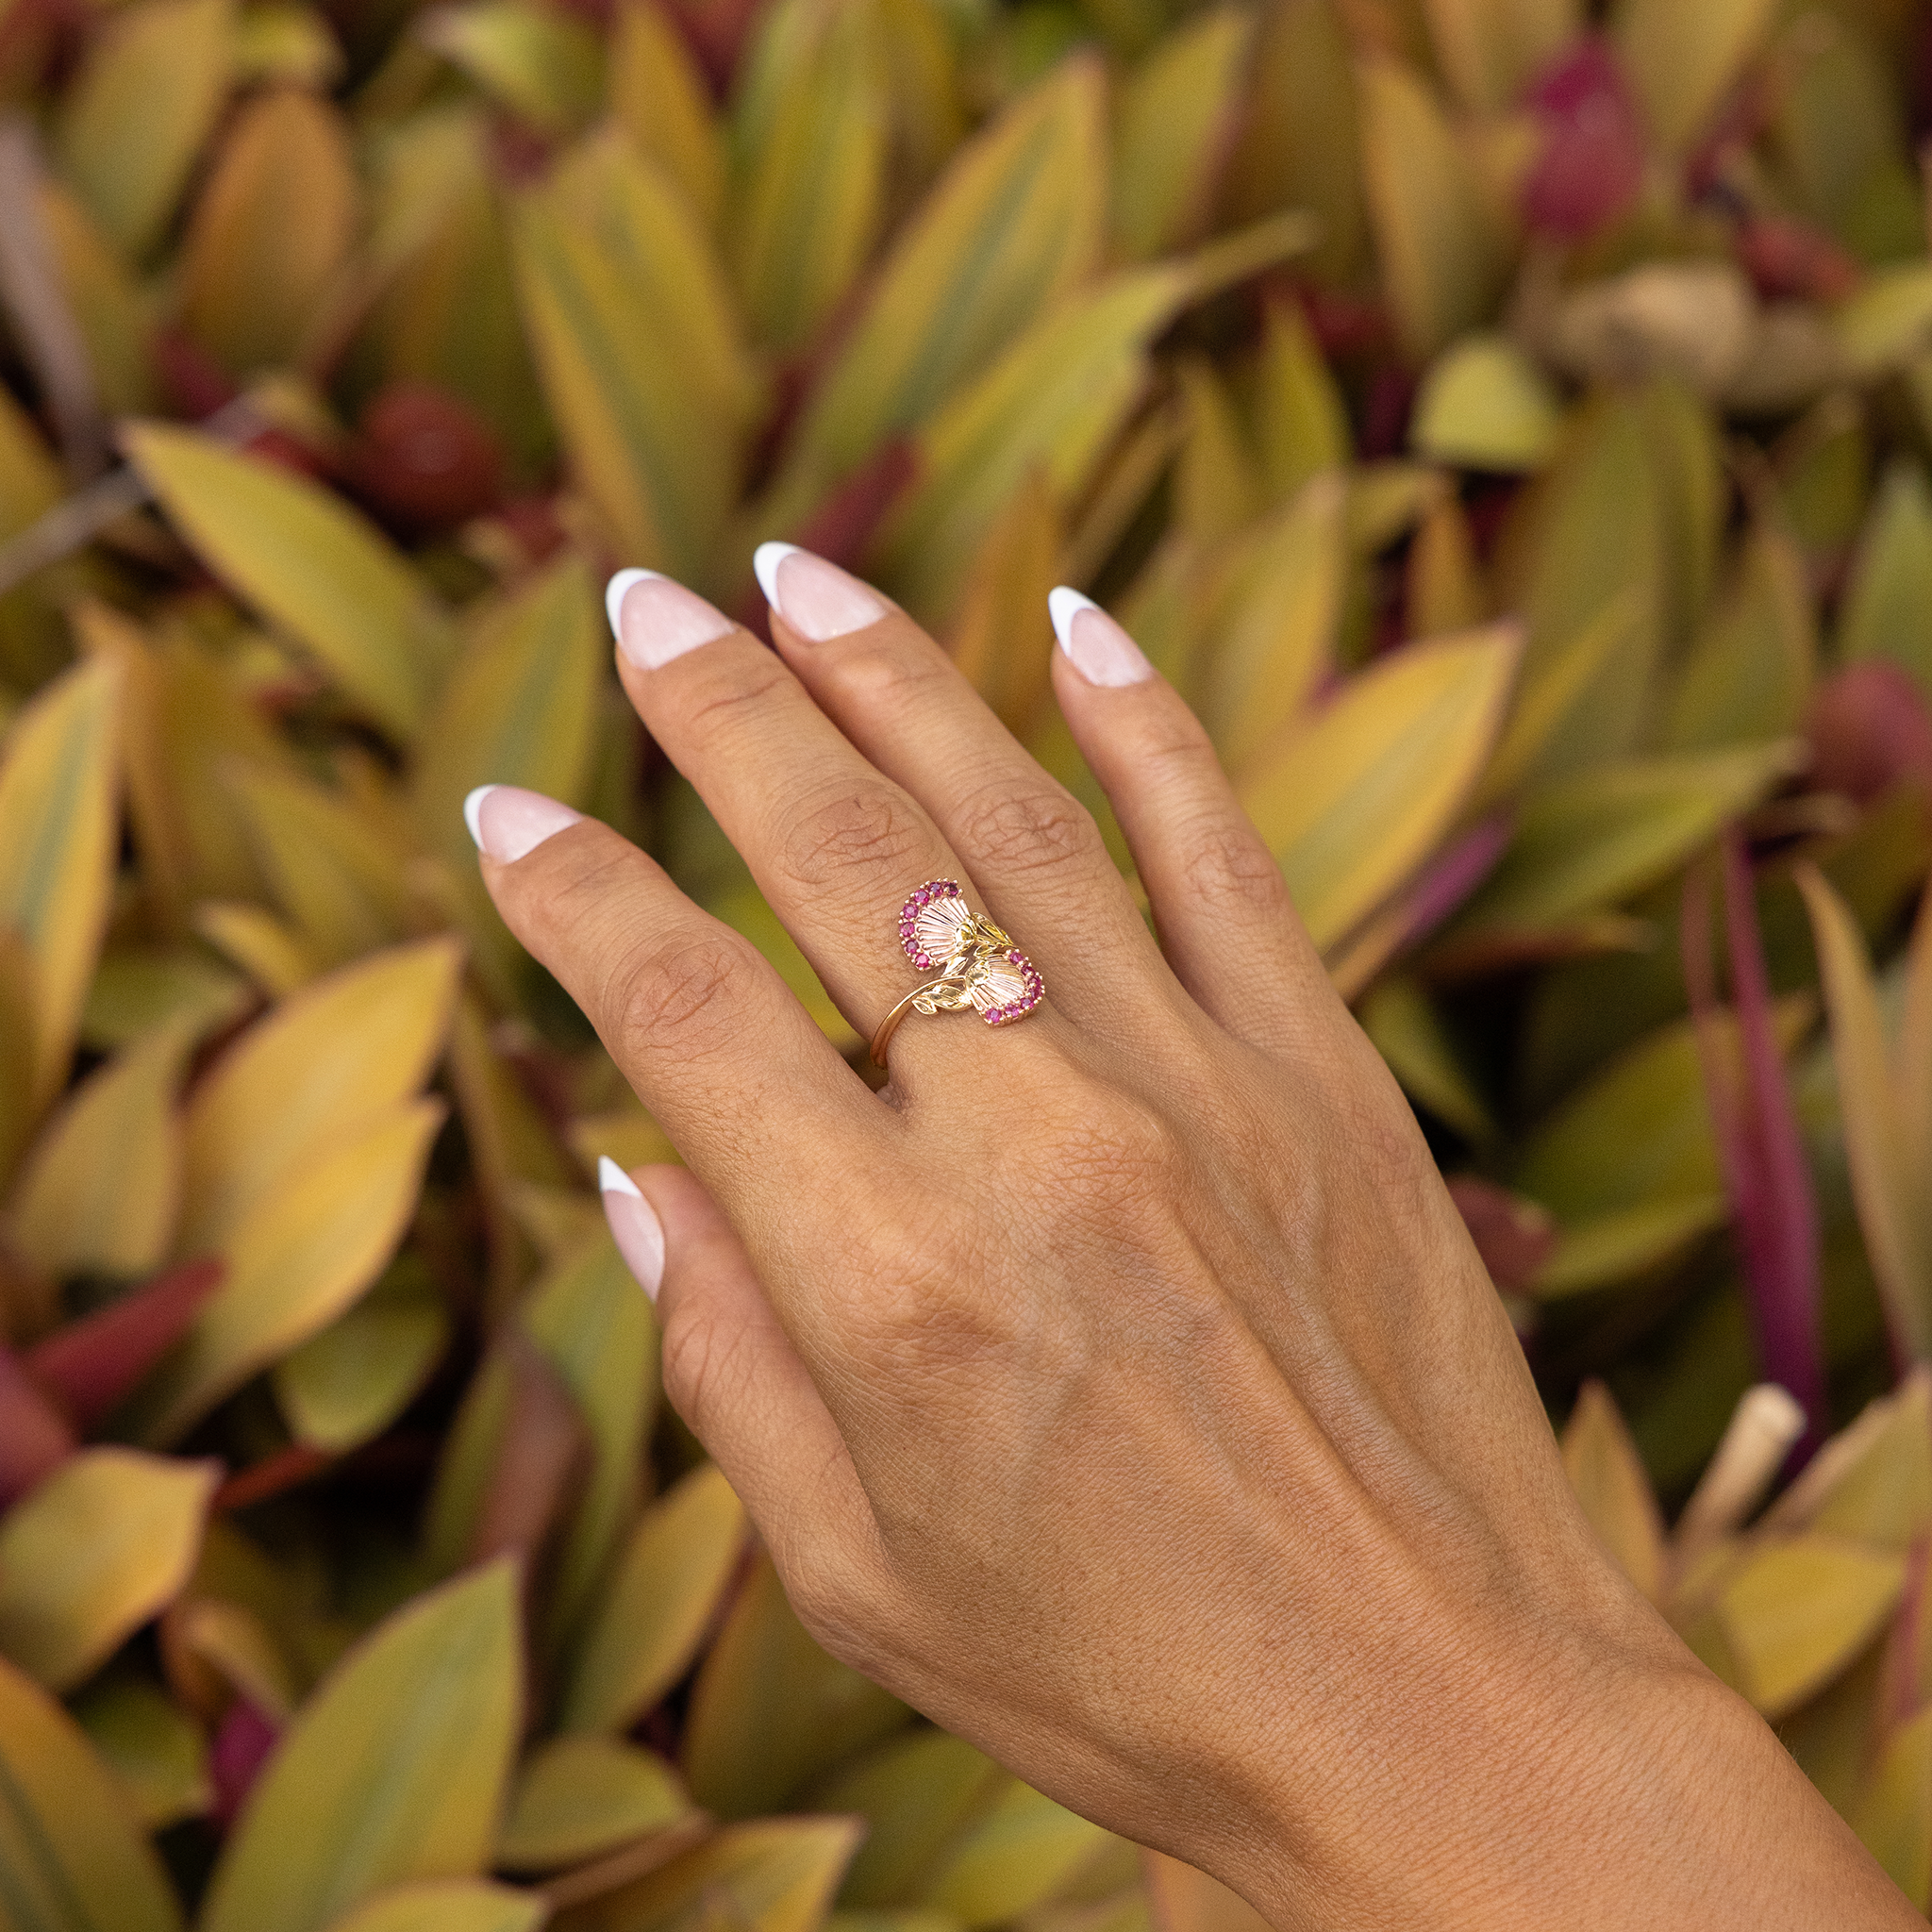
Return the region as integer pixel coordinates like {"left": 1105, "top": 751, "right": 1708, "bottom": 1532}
{"left": 4, "top": 0, "right": 1932, "bottom": 1920}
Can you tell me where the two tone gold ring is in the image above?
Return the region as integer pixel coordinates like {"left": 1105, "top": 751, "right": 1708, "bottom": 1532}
{"left": 869, "top": 879, "right": 1045, "bottom": 1068}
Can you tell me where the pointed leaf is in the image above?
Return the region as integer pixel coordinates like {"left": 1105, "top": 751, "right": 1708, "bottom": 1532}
{"left": 917, "top": 1780, "right": 1108, "bottom": 1927}
{"left": 1410, "top": 333, "right": 1560, "bottom": 472}
{"left": 1560, "top": 1382, "right": 1664, "bottom": 1600}
{"left": 0, "top": 654, "right": 123, "bottom": 1112}
{"left": 0, "top": 1652, "right": 185, "bottom": 1931}
{"left": 419, "top": 0, "right": 605, "bottom": 137}
{"left": 498, "top": 1736, "right": 685, "bottom": 1870}
{"left": 203, "top": 1563, "right": 522, "bottom": 1932}
{"left": 1240, "top": 625, "right": 1519, "bottom": 951}
{"left": 274, "top": 1261, "right": 450, "bottom": 1454}
{"left": 1614, "top": 0, "right": 1778, "bottom": 155}
{"left": 1249, "top": 301, "right": 1352, "bottom": 501}
{"left": 1422, "top": 0, "right": 1577, "bottom": 114}
{"left": 1840, "top": 458, "right": 1932, "bottom": 700}
{"left": 0, "top": 1447, "right": 216, "bottom": 1692}
{"left": 1855, "top": 1704, "right": 1932, "bottom": 1910}
{"left": 1662, "top": 525, "right": 1815, "bottom": 750}
{"left": 610, "top": 0, "right": 724, "bottom": 224}
{"left": 322, "top": 1884, "right": 547, "bottom": 1932}
{"left": 817, "top": 1731, "right": 1007, "bottom": 1909}
{"left": 73, "top": 1672, "right": 210, "bottom": 1828}
{"left": 125, "top": 425, "right": 453, "bottom": 741}
{"left": 562, "top": 1462, "right": 748, "bottom": 1734}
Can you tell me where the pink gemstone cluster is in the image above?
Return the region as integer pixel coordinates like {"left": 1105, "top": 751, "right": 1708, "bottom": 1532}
{"left": 979, "top": 950, "right": 1044, "bottom": 1027}
{"left": 899, "top": 877, "right": 967, "bottom": 970}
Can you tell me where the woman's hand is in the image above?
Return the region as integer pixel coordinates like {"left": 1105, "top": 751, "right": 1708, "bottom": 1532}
{"left": 468, "top": 548, "right": 1910, "bottom": 1930}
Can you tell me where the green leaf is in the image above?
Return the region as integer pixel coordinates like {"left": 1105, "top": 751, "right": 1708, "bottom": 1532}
{"left": 1839, "top": 458, "right": 1932, "bottom": 697}
{"left": 0, "top": 1449, "right": 216, "bottom": 1692}
{"left": 0, "top": 1651, "right": 185, "bottom": 1932}
{"left": 202, "top": 1562, "right": 523, "bottom": 1932}
{"left": 0, "top": 655, "right": 123, "bottom": 1117}
{"left": 610, "top": 0, "right": 724, "bottom": 224}
{"left": 1613, "top": 0, "right": 1777, "bottom": 155}
{"left": 1410, "top": 333, "right": 1560, "bottom": 472}
{"left": 917, "top": 1780, "right": 1108, "bottom": 1927}
{"left": 728, "top": 0, "right": 889, "bottom": 351}
{"left": 775, "top": 55, "right": 1105, "bottom": 514}
{"left": 54, "top": 0, "right": 233, "bottom": 258}
{"left": 1445, "top": 741, "right": 1802, "bottom": 943}
{"left": 1356, "top": 56, "right": 1513, "bottom": 364}
{"left": 1833, "top": 262, "right": 1932, "bottom": 378}
{"left": 125, "top": 425, "right": 453, "bottom": 741}
{"left": 1532, "top": 1195, "right": 1728, "bottom": 1297}
{"left": 419, "top": 0, "right": 605, "bottom": 138}
{"left": 1561, "top": 1382, "right": 1664, "bottom": 1599}
{"left": 1422, "top": 0, "right": 1578, "bottom": 113}
{"left": 1240, "top": 625, "right": 1519, "bottom": 952}
{"left": 6, "top": 1015, "right": 193, "bottom": 1279}
{"left": 817, "top": 1731, "right": 1007, "bottom": 1910}
{"left": 684, "top": 1551, "right": 908, "bottom": 1818}
{"left": 497, "top": 1736, "right": 685, "bottom": 1870}
{"left": 1357, "top": 975, "right": 1493, "bottom": 1142}
{"left": 562, "top": 1818, "right": 862, "bottom": 1932}
{"left": 1109, "top": 8, "right": 1256, "bottom": 260}
{"left": 1249, "top": 301, "right": 1352, "bottom": 503}
{"left": 562, "top": 1462, "right": 748, "bottom": 1735}
{"left": 514, "top": 131, "right": 759, "bottom": 586}
{"left": 274, "top": 1261, "right": 451, "bottom": 1454}
{"left": 71, "top": 1672, "right": 210, "bottom": 1829}
{"left": 321, "top": 1886, "right": 546, "bottom": 1932}
{"left": 1660, "top": 525, "right": 1815, "bottom": 750}
{"left": 1855, "top": 1704, "right": 1932, "bottom": 1909}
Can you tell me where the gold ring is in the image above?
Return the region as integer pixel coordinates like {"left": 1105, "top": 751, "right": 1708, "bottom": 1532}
{"left": 870, "top": 879, "right": 1045, "bottom": 1068}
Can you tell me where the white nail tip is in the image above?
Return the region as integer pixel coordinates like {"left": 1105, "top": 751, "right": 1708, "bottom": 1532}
{"left": 754, "top": 541, "right": 802, "bottom": 609}
{"left": 604, "top": 568, "right": 663, "bottom": 641}
{"left": 597, "top": 1155, "right": 642, "bottom": 1199}
{"left": 1047, "top": 586, "right": 1099, "bottom": 651}
{"left": 462, "top": 785, "right": 496, "bottom": 851}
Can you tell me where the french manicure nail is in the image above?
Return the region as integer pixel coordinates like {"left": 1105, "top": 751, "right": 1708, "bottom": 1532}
{"left": 606, "top": 568, "right": 736, "bottom": 671}
{"left": 463, "top": 784, "right": 584, "bottom": 863}
{"left": 1048, "top": 587, "right": 1154, "bottom": 689}
{"left": 598, "top": 1156, "right": 665, "bottom": 1304}
{"left": 754, "top": 541, "right": 888, "bottom": 642}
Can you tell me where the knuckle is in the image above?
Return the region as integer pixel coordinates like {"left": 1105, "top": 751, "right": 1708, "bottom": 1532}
{"left": 657, "top": 1298, "right": 745, "bottom": 1437}
{"left": 606, "top": 930, "right": 748, "bottom": 1063}
{"left": 674, "top": 659, "right": 794, "bottom": 751}
{"left": 1185, "top": 813, "right": 1292, "bottom": 920}
{"left": 776, "top": 782, "right": 931, "bottom": 893}
{"left": 955, "top": 779, "right": 1103, "bottom": 879}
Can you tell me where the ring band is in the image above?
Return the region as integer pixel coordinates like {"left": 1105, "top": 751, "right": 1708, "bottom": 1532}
{"left": 870, "top": 879, "right": 1045, "bottom": 1068}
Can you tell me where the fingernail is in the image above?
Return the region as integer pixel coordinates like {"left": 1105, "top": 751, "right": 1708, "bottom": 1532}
{"left": 607, "top": 568, "right": 736, "bottom": 670}
{"left": 464, "top": 784, "right": 584, "bottom": 863}
{"left": 1049, "top": 587, "right": 1153, "bottom": 689}
{"left": 755, "top": 541, "right": 888, "bottom": 642}
{"left": 599, "top": 1156, "right": 664, "bottom": 1304}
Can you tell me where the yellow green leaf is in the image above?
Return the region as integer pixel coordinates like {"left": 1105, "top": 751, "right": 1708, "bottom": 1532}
{"left": 1422, "top": 0, "right": 1577, "bottom": 114}
{"left": 918, "top": 1780, "right": 1108, "bottom": 1927}
{"left": 1173, "top": 359, "right": 1261, "bottom": 541}
{"left": 233, "top": 3, "right": 345, "bottom": 86}
{"left": 684, "top": 1550, "right": 908, "bottom": 1818}
{"left": 6, "top": 1014, "right": 194, "bottom": 1279}
{"left": 728, "top": 0, "right": 888, "bottom": 351}
{"left": 1855, "top": 1704, "right": 1932, "bottom": 1908}
{"left": 1222, "top": 0, "right": 1365, "bottom": 287}
{"left": 274, "top": 1260, "right": 451, "bottom": 1454}
{"left": 1560, "top": 1382, "right": 1665, "bottom": 1601}
{"left": 1356, "top": 56, "right": 1513, "bottom": 364}
{"left": 412, "top": 552, "right": 604, "bottom": 871}
{"left": 1240, "top": 624, "right": 1518, "bottom": 952}
{"left": 498, "top": 1736, "right": 686, "bottom": 1870}
{"left": 1839, "top": 458, "right": 1932, "bottom": 697}
{"left": 1445, "top": 741, "right": 1801, "bottom": 942}
{"left": 0, "top": 1448, "right": 216, "bottom": 1692}
{"left": 322, "top": 1884, "right": 547, "bottom": 1932}
{"left": 179, "top": 937, "right": 461, "bottom": 1255}
{"left": 817, "top": 1731, "right": 1007, "bottom": 1909}
{"left": 54, "top": 0, "right": 233, "bottom": 258}
{"left": 1795, "top": 1375, "right": 1932, "bottom": 1551}
{"left": 946, "top": 471, "right": 1063, "bottom": 737}
{"left": 562, "top": 1462, "right": 748, "bottom": 1735}
{"left": 73, "top": 1671, "right": 211, "bottom": 1829}
{"left": 125, "top": 425, "right": 453, "bottom": 741}
{"left": 0, "top": 653, "right": 123, "bottom": 1113}
{"left": 133, "top": 1095, "right": 443, "bottom": 1443}
{"left": 1410, "top": 333, "right": 1560, "bottom": 472}
{"left": 1613, "top": 0, "right": 1777, "bottom": 155}
{"left": 556, "top": 1817, "right": 861, "bottom": 1932}
{"left": 1357, "top": 975, "right": 1493, "bottom": 1142}
{"left": 419, "top": 0, "right": 605, "bottom": 138}
{"left": 228, "top": 763, "right": 415, "bottom": 967}
{"left": 1660, "top": 525, "right": 1815, "bottom": 751}
{"left": 202, "top": 1562, "right": 522, "bottom": 1932}
{"left": 514, "top": 131, "right": 758, "bottom": 585}
{"left": 1835, "top": 264, "right": 1932, "bottom": 380}
{"left": 37, "top": 181, "right": 158, "bottom": 418}
{"left": 776, "top": 54, "right": 1105, "bottom": 514}
{"left": 1531, "top": 1194, "right": 1728, "bottom": 1298}
{"left": 193, "top": 899, "right": 322, "bottom": 998}
{"left": 1109, "top": 8, "right": 1256, "bottom": 261}
{"left": 1796, "top": 864, "right": 1932, "bottom": 1360}
{"left": 610, "top": 0, "right": 724, "bottom": 224}
{"left": 1717, "top": 1533, "right": 1904, "bottom": 1719}
{"left": 0, "top": 1651, "right": 185, "bottom": 1932}
{"left": 1200, "top": 472, "right": 1347, "bottom": 776}
{"left": 178, "top": 89, "right": 359, "bottom": 374}
{"left": 880, "top": 216, "right": 1316, "bottom": 624}
{"left": 1249, "top": 301, "right": 1352, "bottom": 502}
